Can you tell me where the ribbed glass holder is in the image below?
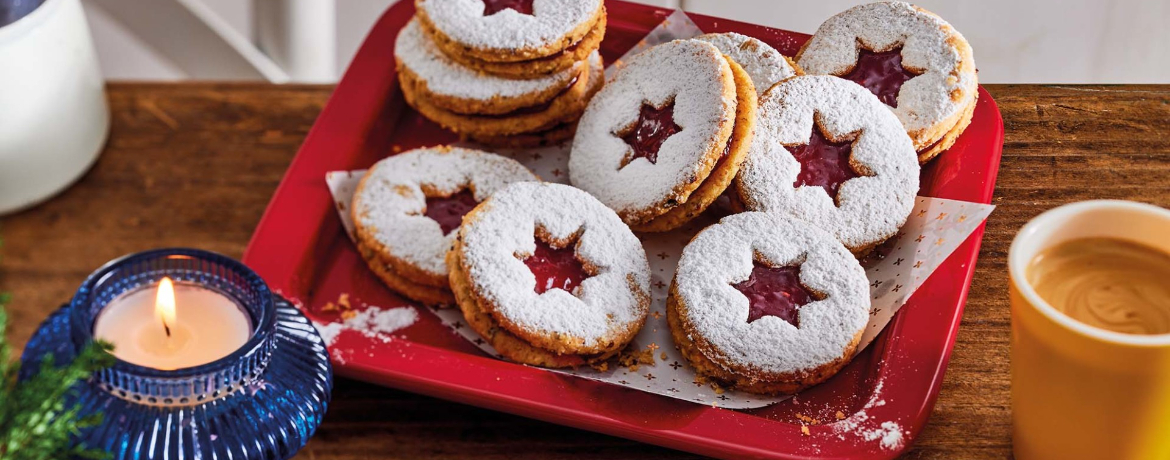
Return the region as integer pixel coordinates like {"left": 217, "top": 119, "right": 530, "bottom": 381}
{"left": 20, "top": 248, "right": 332, "bottom": 460}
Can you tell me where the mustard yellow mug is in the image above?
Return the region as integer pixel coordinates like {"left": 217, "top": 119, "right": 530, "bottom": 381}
{"left": 1010, "top": 200, "right": 1170, "bottom": 459}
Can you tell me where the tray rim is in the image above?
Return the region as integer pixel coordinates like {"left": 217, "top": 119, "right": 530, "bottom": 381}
{"left": 243, "top": 2, "right": 1005, "bottom": 459}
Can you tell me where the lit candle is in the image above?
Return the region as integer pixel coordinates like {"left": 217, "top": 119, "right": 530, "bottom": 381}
{"left": 93, "top": 277, "right": 253, "bottom": 370}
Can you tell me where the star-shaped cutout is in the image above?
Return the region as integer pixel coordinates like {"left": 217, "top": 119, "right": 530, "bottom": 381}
{"left": 618, "top": 100, "right": 682, "bottom": 168}
{"left": 732, "top": 262, "right": 816, "bottom": 327}
{"left": 842, "top": 47, "right": 923, "bottom": 108}
{"left": 521, "top": 234, "right": 590, "bottom": 295}
{"left": 481, "top": 0, "right": 533, "bottom": 16}
{"left": 425, "top": 190, "right": 479, "bottom": 234}
{"left": 788, "top": 120, "right": 862, "bottom": 202}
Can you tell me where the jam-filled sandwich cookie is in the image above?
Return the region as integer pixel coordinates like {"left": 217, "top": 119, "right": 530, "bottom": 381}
{"left": 797, "top": 2, "right": 977, "bottom": 163}
{"left": 693, "top": 32, "right": 802, "bottom": 97}
{"left": 396, "top": 18, "right": 604, "bottom": 144}
{"left": 448, "top": 182, "right": 651, "bottom": 368}
{"left": 352, "top": 146, "right": 539, "bottom": 306}
{"left": 735, "top": 76, "right": 919, "bottom": 255}
{"left": 668, "top": 212, "right": 870, "bottom": 395}
{"left": 415, "top": 0, "right": 605, "bottom": 78}
{"left": 569, "top": 39, "right": 757, "bottom": 232}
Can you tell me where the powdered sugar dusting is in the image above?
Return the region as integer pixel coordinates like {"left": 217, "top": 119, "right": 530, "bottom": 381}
{"left": 736, "top": 75, "right": 919, "bottom": 251}
{"left": 570, "top": 39, "right": 734, "bottom": 220}
{"left": 460, "top": 182, "right": 650, "bottom": 345}
{"left": 418, "top": 0, "right": 601, "bottom": 51}
{"left": 831, "top": 379, "right": 907, "bottom": 450}
{"left": 313, "top": 321, "right": 343, "bottom": 345}
{"left": 313, "top": 306, "right": 420, "bottom": 345}
{"left": 675, "top": 212, "right": 869, "bottom": 374}
{"left": 797, "top": 2, "right": 977, "bottom": 133}
{"left": 395, "top": 19, "right": 587, "bottom": 102}
{"left": 353, "top": 146, "right": 538, "bottom": 278}
{"left": 694, "top": 32, "right": 798, "bottom": 97}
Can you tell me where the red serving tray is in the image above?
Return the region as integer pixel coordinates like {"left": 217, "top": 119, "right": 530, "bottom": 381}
{"left": 243, "top": 1, "right": 1004, "bottom": 458}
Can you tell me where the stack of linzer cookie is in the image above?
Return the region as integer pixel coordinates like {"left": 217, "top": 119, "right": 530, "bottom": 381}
{"left": 395, "top": 0, "right": 607, "bottom": 147}
{"left": 362, "top": 1, "right": 978, "bottom": 395}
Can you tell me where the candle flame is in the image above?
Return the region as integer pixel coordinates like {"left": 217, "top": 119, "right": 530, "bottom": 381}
{"left": 156, "top": 277, "right": 177, "bottom": 337}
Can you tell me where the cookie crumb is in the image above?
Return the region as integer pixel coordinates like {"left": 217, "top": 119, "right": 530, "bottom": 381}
{"left": 660, "top": 352, "right": 668, "bottom": 361}
{"left": 836, "top": 411, "right": 846, "bottom": 420}
{"left": 618, "top": 347, "right": 657, "bottom": 369}
{"left": 340, "top": 310, "right": 357, "bottom": 320}
{"left": 590, "top": 361, "right": 609, "bottom": 372}
{"left": 801, "top": 425, "right": 810, "bottom": 436}
{"left": 797, "top": 413, "right": 819, "bottom": 425}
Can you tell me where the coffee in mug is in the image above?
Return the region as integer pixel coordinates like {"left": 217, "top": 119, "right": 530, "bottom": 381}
{"left": 1026, "top": 237, "right": 1170, "bottom": 335}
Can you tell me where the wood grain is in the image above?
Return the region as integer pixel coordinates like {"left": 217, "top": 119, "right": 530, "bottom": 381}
{"left": 0, "top": 83, "right": 1166, "bottom": 459}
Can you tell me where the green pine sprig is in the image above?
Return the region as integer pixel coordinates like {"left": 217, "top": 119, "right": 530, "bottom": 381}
{"left": 0, "top": 277, "right": 115, "bottom": 460}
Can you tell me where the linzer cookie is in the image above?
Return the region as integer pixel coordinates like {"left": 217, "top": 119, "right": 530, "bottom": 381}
{"left": 414, "top": 0, "right": 605, "bottom": 78}
{"left": 693, "top": 32, "right": 802, "bottom": 97}
{"left": 448, "top": 182, "right": 651, "bottom": 368}
{"left": 352, "top": 146, "right": 539, "bottom": 306}
{"left": 569, "top": 39, "right": 756, "bottom": 232}
{"left": 735, "top": 75, "right": 919, "bottom": 255}
{"left": 796, "top": 1, "right": 977, "bottom": 163}
{"left": 396, "top": 18, "right": 603, "bottom": 144}
{"left": 668, "top": 212, "right": 870, "bottom": 395}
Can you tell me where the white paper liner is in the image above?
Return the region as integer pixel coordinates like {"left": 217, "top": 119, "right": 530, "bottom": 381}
{"left": 321, "top": 10, "right": 995, "bottom": 409}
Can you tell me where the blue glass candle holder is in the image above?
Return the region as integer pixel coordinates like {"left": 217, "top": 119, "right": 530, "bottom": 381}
{"left": 20, "top": 248, "right": 333, "bottom": 460}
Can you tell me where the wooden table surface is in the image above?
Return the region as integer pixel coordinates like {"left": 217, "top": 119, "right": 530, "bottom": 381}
{"left": 1, "top": 83, "right": 1167, "bottom": 459}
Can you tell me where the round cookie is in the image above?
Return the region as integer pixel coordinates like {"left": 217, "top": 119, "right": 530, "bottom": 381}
{"left": 668, "top": 212, "right": 870, "bottom": 395}
{"left": 569, "top": 39, "right": 755, "bottom": 231}
{"left": 796, "top": 1, "right": 978, "bottom": 163}
{"left": 395, "top": 18, "right": 590, "bottom": 116}
{"left": 445, "top": 14, "right": 606, "bottom": 79}
{"left": 402, "top": 51, "right": 604, "bottom": 138}
{"left": 352, "top": 146, "right": 539, "bottom": 305}
{"left": 694, "top": 32, "right": 802, "bottom": 97}
{"left": 450, "top": 182, "right": 650, "bottom": 365}
{"left": 735, "top": 75, "right": 919, "bottom": 255}
{"left": 448, "top": 238, "right": 620, "bottom": 367}
{"left": 415, "top": 0, "right": 604, "bottom": 62}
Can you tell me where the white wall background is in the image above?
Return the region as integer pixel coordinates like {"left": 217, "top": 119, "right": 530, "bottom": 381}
{"left": 81, "top": 0, "right": 1170, "bottom": 83}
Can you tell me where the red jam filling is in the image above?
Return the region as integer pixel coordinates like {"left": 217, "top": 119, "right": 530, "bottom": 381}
{"left": 424, "top": 190, "right": 478, "bottom": 234}
{"left": 523, "top": 239, "right": 588, "bottom": 295}
{"left": 787, "top": 124, "right": 859, "bottom": 200}
{"left": 732, "top": 263, "right": 814, "bottom": 327}
{"left": 481, "top": 0, "right": 533, "bottom": 16}
{"left": 841, "top": 48, "right": 920, "bottom": 108}
{"left": 620, "top": 101, "right": 682, "bottom": 167}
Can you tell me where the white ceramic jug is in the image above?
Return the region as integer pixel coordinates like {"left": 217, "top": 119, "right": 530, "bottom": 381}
{"left": 0, "top": 0, "right": 108, "bottom": 215}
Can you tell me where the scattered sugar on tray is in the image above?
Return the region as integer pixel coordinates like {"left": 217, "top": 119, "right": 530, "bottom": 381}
{"left": 314, "top": 321, "right": 344, "bottom": 345}
{"left": 830, "top": 378, "right": 906, "bottom": 451}
{"left": 313, "top": 306, "right": 419, "bottom": 346}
